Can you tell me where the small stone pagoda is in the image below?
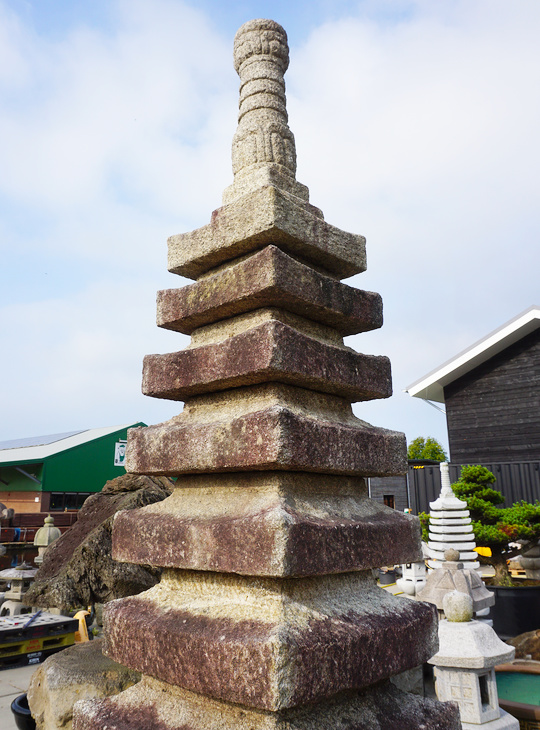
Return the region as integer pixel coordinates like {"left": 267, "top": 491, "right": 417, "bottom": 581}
{"left": 73, "top": 19, "right": 459, "bottom": 729}
{"left": 427, "top": 462, "right": 480, "bottom": 571}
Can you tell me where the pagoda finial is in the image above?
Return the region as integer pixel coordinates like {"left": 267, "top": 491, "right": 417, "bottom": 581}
{"left": 223, "top": 19, "right": 310, "bottom": 204}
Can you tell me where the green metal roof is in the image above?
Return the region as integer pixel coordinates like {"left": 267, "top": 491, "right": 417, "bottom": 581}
{"left": 0, "top": 424, "right": 143, "bottom": 466}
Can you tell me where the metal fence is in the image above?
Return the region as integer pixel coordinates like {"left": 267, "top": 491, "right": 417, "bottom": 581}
{"left": 408, "top": 461, "right": 540, "bottom": 514}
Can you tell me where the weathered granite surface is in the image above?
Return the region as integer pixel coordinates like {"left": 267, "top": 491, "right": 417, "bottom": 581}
{"left": 143, "top": 320, "right": 392, "bottom": 401}
{"left": 112, "top": 474, "right": 423, "bottom": 575}
{"left": 73, "top": 17, "right": 459, "bottom": 730}
{"left": 167, "top": 184, "right": 366, "bottom": 279}
{"left": 74, "top": 678, "right": 460, "bottom": 730}
{"left": 28, "top": 639, "right": 140, "bottom": 730}
{"left": 126, "top": 384, "right": 406, "bottom": 477}
{"left": 157, "top": 245, "right": 382, "bottom": 336}
{"left": 103, "top": 571, "right": 438, "bottom": 710}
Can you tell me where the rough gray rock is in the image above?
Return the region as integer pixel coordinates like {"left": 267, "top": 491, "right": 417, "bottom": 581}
{"left": 25, "top": 474, "right": 172, "bottom": 610}
{"left": 28, "top": 638, "right": 140, "bottom": 730}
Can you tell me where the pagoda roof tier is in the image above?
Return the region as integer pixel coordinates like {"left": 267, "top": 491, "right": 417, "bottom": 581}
{"left": 158, "top": 245, "right": 382, "bottom": 336}
{"left": 142, "top": 320, "right": 392, "bottom": 402}
{"left": 112, "top": 473, "right": 423, "bottom": 576}
{"left": 167, "top": 186, "right": 366, "bottom": 280}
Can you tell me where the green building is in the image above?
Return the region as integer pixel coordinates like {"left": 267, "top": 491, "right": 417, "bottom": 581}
{"left": 0, "top": 424, "right": 145, "bottom": 513}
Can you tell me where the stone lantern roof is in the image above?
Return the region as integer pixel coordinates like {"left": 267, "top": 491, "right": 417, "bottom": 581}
{"left": 417, "top": 549, "right": 494, "bottom": 614}
{"left": 34, "top": 515, "right": 62, "bottom": 548}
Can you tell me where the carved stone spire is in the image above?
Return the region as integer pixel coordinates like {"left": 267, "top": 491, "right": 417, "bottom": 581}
{"left": 223, "top": 19, "right": 309, "bottom": 204}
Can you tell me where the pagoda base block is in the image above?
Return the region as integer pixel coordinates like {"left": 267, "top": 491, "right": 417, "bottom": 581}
{"left": 73, "top": 675, "right": 461, "bottom": 730}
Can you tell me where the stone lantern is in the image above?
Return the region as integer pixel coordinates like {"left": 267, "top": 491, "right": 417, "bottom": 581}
{"left": 518, "top": 541, "right": 540, "bottom": 579}
{"left": 34, "top": 514, "right": 62, "bottom": 565}
{"left": 396, "top": 559, "right": 427, "bottom": 595}
{"left": 0, "top": 565, "right": 38, "bottom": 616}
{"left": 429, "top": 591, "right": 519, "bottom": 729}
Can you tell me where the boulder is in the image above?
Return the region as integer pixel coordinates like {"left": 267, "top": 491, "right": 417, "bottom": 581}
{"left": 25, "top": 474, "right": 172, "bottom": 610}
{"left": 508, "top": 628, "right": 540, "bottom": 660}
{"left": 27, "top": 638, "right": 140, "bottom": 730}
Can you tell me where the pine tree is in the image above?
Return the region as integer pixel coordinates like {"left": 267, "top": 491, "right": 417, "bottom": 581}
{"left": 452, "top": 465, "right": 540, "bottom": 585}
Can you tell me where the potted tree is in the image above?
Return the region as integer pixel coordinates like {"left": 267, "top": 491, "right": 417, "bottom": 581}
{"left": 450, "top": 466, "right": 540, "bottom": 586}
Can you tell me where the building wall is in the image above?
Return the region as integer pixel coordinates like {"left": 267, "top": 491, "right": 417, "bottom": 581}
{"left": 444, "top": 328, "right": 540, "bottom": 463}
{"left": 0, "top": 491, "right": 42, "bottom": 513}
{"left": 369, "top": 476, "right": 409, "bottom": 512}
{"left": 0, "top": 464, "right": 43, "bottom": 492}
{"left": 43, "top": 428, "right": 132, "bottom": 494}
{"left": 0, "top": 424, "right": 145, "bottom": 514}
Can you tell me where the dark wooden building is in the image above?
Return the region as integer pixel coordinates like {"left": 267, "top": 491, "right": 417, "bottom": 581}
{"left": 406, "top": 306, "right": 540, "bottom": 464}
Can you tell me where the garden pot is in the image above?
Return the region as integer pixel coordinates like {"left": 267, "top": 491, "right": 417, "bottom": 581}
{"left": 490, "top": 585, "right": 540, "bottom": 639}
{"left": 378, "top": 569, "right": 397, "bottom": 585}
{"left": 10, "top": 693, "right": 36, "bottom": 730}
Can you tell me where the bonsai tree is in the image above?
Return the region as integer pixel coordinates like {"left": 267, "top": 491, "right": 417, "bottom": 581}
{"left": 407, "top": 436, "right": 447, "bottom": 462}
{"left": 450, "top": 465, "right": 540, "bottom": 586}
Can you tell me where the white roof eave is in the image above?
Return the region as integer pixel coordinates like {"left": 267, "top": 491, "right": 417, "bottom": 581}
{"left": 405, "top": 306, "right": 540, "bottom": 404}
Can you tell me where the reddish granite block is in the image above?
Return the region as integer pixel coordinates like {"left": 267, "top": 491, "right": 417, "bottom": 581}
{"left": 126, "top": 409, "right": 407, "bottom": 477}
{"left": 103, "top": 584, "right": 438, "bottom": 710}
{"left": 158, "top": 246, "right": 382, "bottom": 336}
{"left": 112, "top": 488, "right": 423, "bottom": 575}
{"left": 73, "top": 676, "right": 461, "bottom": 730}
{"left": 142, "top": 321, "right": 392, "bottom": 401}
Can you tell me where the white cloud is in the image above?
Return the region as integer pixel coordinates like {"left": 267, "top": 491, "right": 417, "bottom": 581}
{"left": 1, "top": 0, "right": 538, "bottom": 453}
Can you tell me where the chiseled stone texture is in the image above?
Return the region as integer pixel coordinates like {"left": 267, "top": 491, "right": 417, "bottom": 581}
{"left": 127, "top": 405, "right": 406, "bottom": 477}
{"left": 429, "top": 618, "right": 516, "bottom": 669}
{"left": 127, "top": 383, "right": 406, "bottom": 478}
{"left": 27, "top": 639, "right": 140, "bottom": 730}
{"left": 167, "top": 185, "right": 366, "bottom": 279}
{"left": 102, "top": 570, "right": 439, "bottom": 711}
{"left": 73, "top": 676, "right": 461, "bottom": 730}
{"left": 112, "top": 473, "right": 423, "bottom": 575}
{"left": 73, "top": 16, "right": 458, "bottom": 730}
{"left": 157, "top": 245, "right": 382, "bottom": 336}
{"left": 142, "top": 320, "right": 392, "bottom": 401}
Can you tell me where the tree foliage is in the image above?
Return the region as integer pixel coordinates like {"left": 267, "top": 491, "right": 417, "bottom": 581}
{"left": 407, "top": 436, "right": 447, "bottom": 462}
{"left": 451, "top": 465, "right": 540, "bottom": 585}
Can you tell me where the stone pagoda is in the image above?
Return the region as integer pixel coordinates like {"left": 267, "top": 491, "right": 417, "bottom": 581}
{"left": 427, "top": 462, "right": 480, "bottom": 571}
{"left": 74, "top": 19, "right": 459, "bottom": 729}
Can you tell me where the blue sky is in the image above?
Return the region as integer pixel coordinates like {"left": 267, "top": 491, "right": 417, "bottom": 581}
{"left": 1, "top": 0, "right": 539, "bottom": 455}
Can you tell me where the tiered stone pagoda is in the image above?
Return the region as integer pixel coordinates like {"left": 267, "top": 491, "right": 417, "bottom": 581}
{"left": 427, "top": 462, "right": 480, "bottom": 571}
{"left": 73, "top": 19, "right": 459, "bottom": 729}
